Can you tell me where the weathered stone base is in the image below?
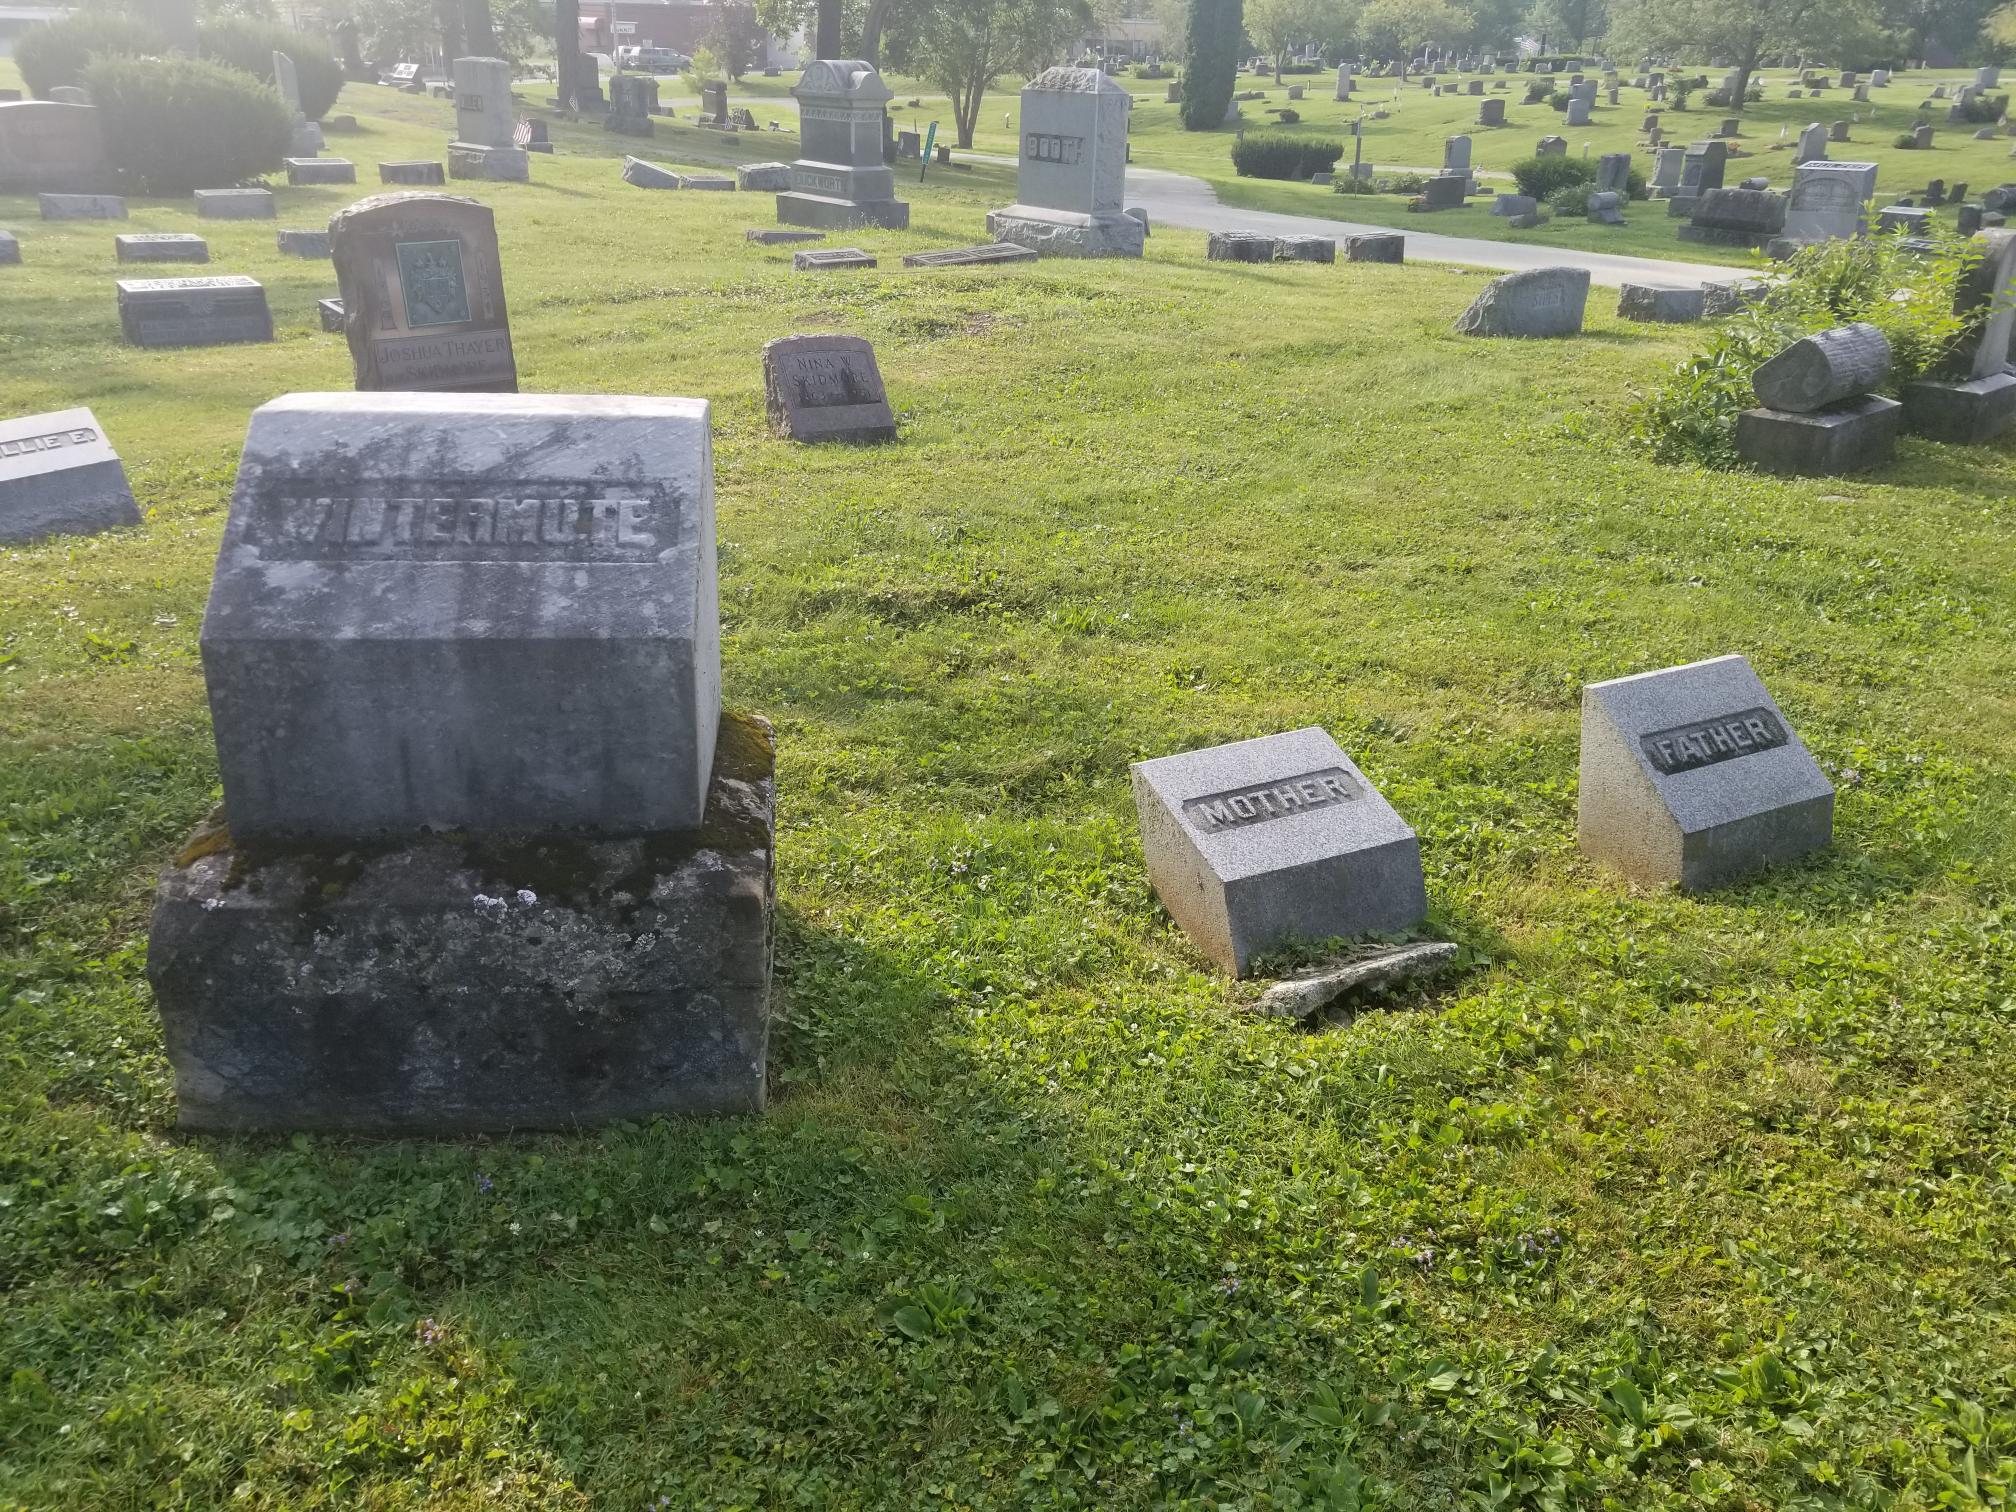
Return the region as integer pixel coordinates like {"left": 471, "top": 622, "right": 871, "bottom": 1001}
{"left": 1735, "top": 395, "right": 1902, "bottom": 474}
{"left": 775, "top": 190, "right": 910, "bottom": 230}
{"left": 985, "top": 204, "right": 1145, "bottom": 258}
{"left": 1617, "top": 282, "right": 1705, "bottom": 322}
{"left": 448, "top": 142, "right": 531, "bottom": 182}
{"left": 901, "top": 242, "right": 1039, "bottom": 267}
{"left": 146, "top": 715, "right": 777, "bottom": 1134}
{"left": 1900, "top": 371, "right": 2016, "bottom": 443}
{"left": 380, "top": 160, "right": 446, "bottom": 185}
{"left": 0, "top": 458, "right": 139, "bottom": 545}
{"left": 1342, "top": 233, "right": 1405, "bottom": 262}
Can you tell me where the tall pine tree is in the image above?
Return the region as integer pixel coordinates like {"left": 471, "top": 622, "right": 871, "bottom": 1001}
{"left": 1180, "top": 0, "right": 1243, "bottom": 130}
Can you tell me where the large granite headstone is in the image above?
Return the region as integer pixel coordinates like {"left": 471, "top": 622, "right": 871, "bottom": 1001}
{"left": 1782, "top": 160, "right": 1875, "bottom": 243}
{"left": 987, "top": 67, "right": 1142, "bottom": 257}
{"left": 1677, "top": 187, "right": 1786, "bottom": 245}
{"left": 0, "top": 406, "right": 140, "bottom": 544}
{"left": 0, "top": 100, "right": 110, "bottom": 193}
{"left": 762, "top": 334, "right": 896, "bottom": 443}
{"left": 330, "top": 192, "right": 515, "bottom": 392}
{"left": 1132, "top": 727, "right": 1427, "bottom": 976}
{"left": 776, "top": 59, "right": 908, "bottom": 230}
{"left": 117, "top": 275, "right": 273, "bottom": 347}
{"left": 607, "top": 71, "right": 658, "bottom": 135}
{"left": 448, "top": 56, "right": 529, "bottom": 181}
{"left": 148, "top": 391, "right": 773, "bottom": 1132}
{"left": 1579, "top": 655, "right": 1833, "bottom": 890}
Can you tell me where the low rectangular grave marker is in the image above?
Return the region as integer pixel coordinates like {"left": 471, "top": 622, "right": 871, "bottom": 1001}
{"left": 0, "top": 405, "right": 140, "bottom": 543}
{"left": 762, "top": 334, "right": 896, "bottom": 443}
{"left": 1579, "top": 654, "right": 1833, "bottom": 890}
{"left": 115, "top": 232, "right": 209, "bottom": 264}
{"left": 117, "top": 275, "right": 273, "bottom": 347}
{"left": 1132, "top": 727, "right": 1427, "bottom": 975}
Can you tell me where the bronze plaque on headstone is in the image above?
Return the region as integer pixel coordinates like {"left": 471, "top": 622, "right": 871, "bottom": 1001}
{"left": 329, "top": 192, "right": 516, "bottom": 392}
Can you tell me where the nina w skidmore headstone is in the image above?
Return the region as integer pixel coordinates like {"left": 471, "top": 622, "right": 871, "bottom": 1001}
{"left": 1132, "top": 727, "right": 1427, "bottom": 976}
{"left": 762, "top": 333, "right": 895, "bottom": 443}
{"left": 1579, "top": 655, "right": 1833, "bottom": 890}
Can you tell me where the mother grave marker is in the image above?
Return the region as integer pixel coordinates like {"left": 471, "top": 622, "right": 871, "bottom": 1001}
{"left": 1132, "top": 727, "right": 1427, "bottom": 976}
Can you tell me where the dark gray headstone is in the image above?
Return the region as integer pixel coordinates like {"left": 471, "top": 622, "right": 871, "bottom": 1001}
{"left": 762, "top": 334, "right": 895, "bottom": 443}
{"left": 380, "top": 160, "right": 446, "bottom": 185}
{"left": 199, "top": 390, "right": 720, "bottom": 839}
{"left": 1736, "top": 395, "right": 1902, "bottom": 472}
{"left": 117, "top": 275, "right": 272, "bottom": 347}
{"left": 1132, "top": 727, "right": 1426, "bottom": 975}
{"left": 0, "top": 406, "right": 140, "bottom": 544}
{"left": 40, "top": 192, "right": 124, "bottom": 219}
{"left": 329, "top": 192, "right": 515, "bottom": 392}
{"left": 1207, "top": 230, "right": 1279, "bottom": 261}
{"left": 1342, "top": 232, "right": 1404, "bottom": 262}
{"left": 1579, "top": 655, "right": 1833, "bottom": 889}
{"left": 1753, "top": 322, "right": 1890, "bottom": 410}
{"left": 1618, "top": 283, "right": 1704, "bottom": 322}
{"left": 1454, "top": 265, "right": 1589, "bottom": 337}
{"left": 115, "top": 232, "right": 208, "bottom": 264}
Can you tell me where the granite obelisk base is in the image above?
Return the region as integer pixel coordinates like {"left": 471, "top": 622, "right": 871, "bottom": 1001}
{"left": 147, "top": 714, "right": 776, "bottom": 1132}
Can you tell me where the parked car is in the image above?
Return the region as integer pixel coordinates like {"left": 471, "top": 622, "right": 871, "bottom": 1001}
{"left": 616, "top": 46, "right": 691, "bottom": 73}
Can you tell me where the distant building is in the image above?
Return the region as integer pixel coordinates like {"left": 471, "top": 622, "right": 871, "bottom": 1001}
{"left": 585, "top": 0, "right": 793, "bottom": 69}
{"left": 1082, "top": 1, "right": 1163, "bottom": 63}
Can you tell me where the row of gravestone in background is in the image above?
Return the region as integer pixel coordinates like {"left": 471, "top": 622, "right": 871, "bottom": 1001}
{"left": 0, "top": 380, "right": 1842, "bottom": 1133}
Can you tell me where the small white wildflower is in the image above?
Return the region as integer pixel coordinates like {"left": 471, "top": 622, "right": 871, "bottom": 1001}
{"left": 473, "top": 893, "right": 506, "bottom": 911}
{"left": 516, "top": 889, "right": 538, "bottom": 906}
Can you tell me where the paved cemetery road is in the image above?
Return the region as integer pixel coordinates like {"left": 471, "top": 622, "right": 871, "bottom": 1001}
{"left": 1119, "top": 166, "right": 1729, "bottom": 288}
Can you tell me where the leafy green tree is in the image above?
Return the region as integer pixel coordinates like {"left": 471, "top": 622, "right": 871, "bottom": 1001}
{"left": 1609, "top": 0, "right": 1879, "bottom": 112}
{"left": 1355, "top": 0, "right": 1472, "bottom": 57}
{"left": 1180, "top": 0, "right": 1241, "bottom": 127}
{"left": 1246, "top": 0, "right": 1356, "bottom": 75}
{"left": 885, "top": 0, "right": 1087, "bottom": 146}
{"left": 1525, "top": 0, "right": 1606, "bottom": 49}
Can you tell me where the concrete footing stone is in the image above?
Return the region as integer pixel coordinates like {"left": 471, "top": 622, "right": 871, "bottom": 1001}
{"left": 1735, "top": 394, "right": 1902, "bottom": 474}
{"left": 146, "top": 714, "right": 777, "bottom": 1133}
{"left": 987, "top": 204, "right": 1144, "bottom": 257}
{"left": 1900, "top": 370, "right": 2016, "bottom": 443}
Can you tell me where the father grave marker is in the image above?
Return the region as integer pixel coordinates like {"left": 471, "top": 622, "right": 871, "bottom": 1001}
{"left": 1579, "top": 655, "right": 1833, "bottom": 890}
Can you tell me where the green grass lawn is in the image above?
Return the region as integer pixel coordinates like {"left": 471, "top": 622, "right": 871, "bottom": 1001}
{"left": 3, "top": 70, "right": 2016, "bottom": 1511}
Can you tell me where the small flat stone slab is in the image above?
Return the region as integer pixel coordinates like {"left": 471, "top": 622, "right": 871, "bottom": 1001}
{"left": 40, "top": 193, "right": 125, "bottom": 220}
{"left": 679, "top": 173, "right": 735, "bottom": 190}
{"left": 379, "top": 160, "right": 446, "bottom": 185}
{"left": 1132, "top": 726, "right": 1427, "bottom": 976}
{"left": 1579, "top": 654, "right": 1833, "bottom": 890}
{"left": 116, "top": 275, "right": 273, "bottom": 348}
{"left": 901, "top": 242, "right": 1038, "bottom": 267}
{"left": 1342, "top": 232, "right": 1404, "bottom": 262}
{"left": 736, "top": 161, "right": 794, "bottom": 191}
{"left": 621, "top": 155, "right": 683, "bottom": 188}
{"left": 277, "top": 228, "right": 332, "bottom": 257}
{"left": 1207, "top": 230, "right": 1279, "bottom": 261}
{"left": 286, "top": 156, "right": 356, "bottom": 185}
{"left": 195, "top": 188, "right": 275, "bottom": 219}
{"left": 746, "top": 228, "right": 826, "bottom": 244}
{"left": 317, "top": 296, "right": 344, "bottom": 331}
{"left": 1618, "top": 283, "right": 1705, "bottom": 322}
{"left": 793, "top": 247, "right": 875, "bottom": 270}
{"left": 0, "top": 405, "right": 140, "bottom": 544}
{"left": 762, "top": 333, "right": 895, "bottom": 443}
{"left": 1276, "top": 234, "right": 1335, "bottom": 261}
{"left": 1251, "top": 941, "right": 1458, "bottom": 1020}
{"left": 116, "top": 232, "right": 208, "bottom": 264}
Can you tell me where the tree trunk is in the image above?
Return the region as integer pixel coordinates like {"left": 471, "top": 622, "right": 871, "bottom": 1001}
{"left": 554, "top": 0, "right": 579, "bottom": 107}
{"left": 435, "top": 0, "right": 465, "bottom": 63}
{"left": 463, "top": 0, "right": 497, "bottom": 59}
{"left": 816, "top": 0, "right": 842, "bottom": 58}
{"left": 1732, "top": 63, "right": 1752, "bottom": 115}
{"left": 861, "top": 0, "right": 888, "bottom": 64}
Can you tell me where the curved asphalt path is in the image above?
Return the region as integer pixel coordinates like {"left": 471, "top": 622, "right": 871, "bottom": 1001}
{"left": 962, "top": 151, "right": 1730, "bottom": 290}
